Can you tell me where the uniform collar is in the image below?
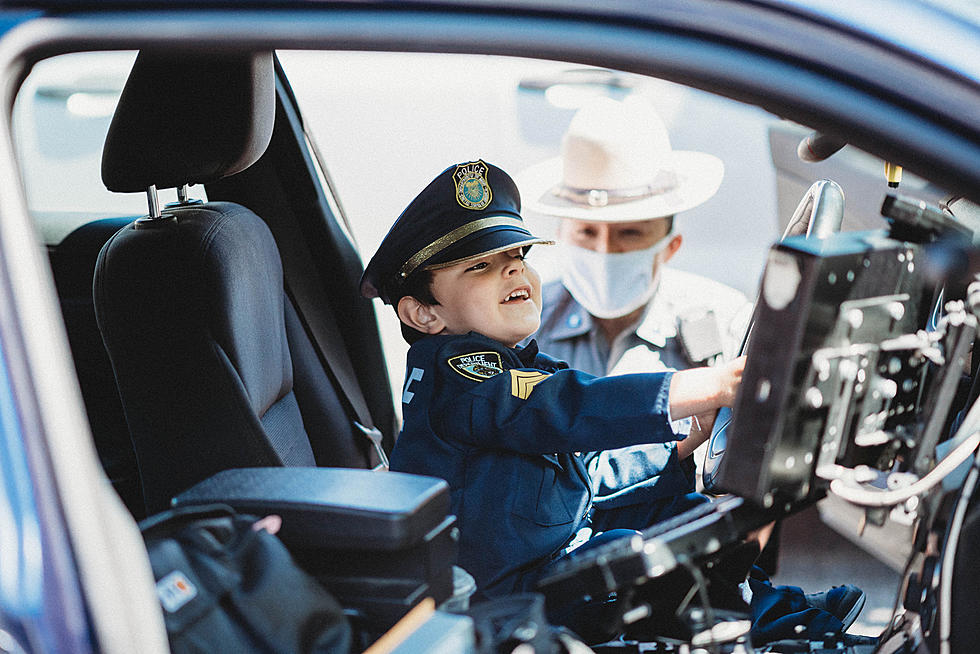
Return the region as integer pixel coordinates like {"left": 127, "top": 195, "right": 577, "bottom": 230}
{"left": 516, "top": 339, "right": 540, "bottom": 366}
{"left": 633, "top": 272, "right": 682, "bottom": 348}
{"left": 547, "top": 273, "right": 676, "bottom": 348}
{"left": 543, "top": 286, "right": 595, "bottom": 341}
{"left": 453, "top": 330, "right": 539, "bottom": 366}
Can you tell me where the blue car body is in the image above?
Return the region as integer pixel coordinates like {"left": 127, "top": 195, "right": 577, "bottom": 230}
{"left": 0, "top": 2, "right": 976, "bottom": 652}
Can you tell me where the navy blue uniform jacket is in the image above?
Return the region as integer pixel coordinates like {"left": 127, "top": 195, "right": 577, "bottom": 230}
{"left": 390, "top": 332, "right": 679, "bottom": 597}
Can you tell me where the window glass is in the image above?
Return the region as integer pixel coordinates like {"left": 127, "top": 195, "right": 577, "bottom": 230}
{"left": 278, "top": 51, "right": 783, "bottom": 395}
{"left": 11, "top": 51, "right": 206, "bottom": 246}
{"left": 15, "top": 49, "right": 952, "bottom": 416}
{"left": 278, "top": 51, "right": 781, "bottom": 295}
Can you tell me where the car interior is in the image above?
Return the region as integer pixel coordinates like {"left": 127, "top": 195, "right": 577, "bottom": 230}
{"left": 47, "top": 51, "right": 398, "bottom": 519}
{"left": 12, "top": 30, "right": 980, "bottom": 653}
{"left": 40, "top": 47, "right": 455, "bottom": 646}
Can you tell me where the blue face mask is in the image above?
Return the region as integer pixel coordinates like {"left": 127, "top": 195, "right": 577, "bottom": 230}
{"left": 560, "top": 233, "right": 673, "bottom": 319}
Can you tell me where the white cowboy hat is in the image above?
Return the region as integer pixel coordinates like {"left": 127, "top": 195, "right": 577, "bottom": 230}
{"left": 517, "top": 95, "right": 724, "bottom": 222}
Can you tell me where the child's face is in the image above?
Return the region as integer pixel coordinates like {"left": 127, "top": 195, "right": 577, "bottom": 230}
{"left": 428, "top": 247, "right": 542, "bottom": 347}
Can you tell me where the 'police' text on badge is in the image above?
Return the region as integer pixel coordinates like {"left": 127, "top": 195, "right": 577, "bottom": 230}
{"left": 454, "top": 160, "right": 493, "bottom": 210}
{"left": 448, "top": 351, "right": 504, "bottom": 381}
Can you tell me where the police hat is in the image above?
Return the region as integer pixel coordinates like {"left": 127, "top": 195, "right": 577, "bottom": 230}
{"left": 360, "top": 160, "right": 553, "bottom": 303}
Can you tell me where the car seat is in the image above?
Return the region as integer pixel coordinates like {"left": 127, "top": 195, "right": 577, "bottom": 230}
{"left": 94, "top": 51, "right": 381, "bottom": 514}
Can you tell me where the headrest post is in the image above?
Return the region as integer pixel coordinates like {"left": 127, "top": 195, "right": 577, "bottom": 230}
{"left": 134, "top": 185, "right": 176, "bottom": 229}
{"left": 165, "top": 184, "right": 203, "bottom": 209}
{"left": 146, "top": 185, "right": 162, "bottom": 219}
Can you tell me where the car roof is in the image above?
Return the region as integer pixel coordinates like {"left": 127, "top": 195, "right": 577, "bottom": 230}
{"left": 6, "top": 0, "right": 977, "bottom": 89}
{"left": 767, "top": 0, "right": 980, "bottom": 82}
{"left": 5, "top": 0, "right": 975, "bottom": 200}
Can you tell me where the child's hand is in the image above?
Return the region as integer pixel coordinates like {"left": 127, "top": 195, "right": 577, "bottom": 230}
{"left": 667, "top": 355, "right": 747, "bottom": 420}
{"left": 677, "top": 409, "right": 718, "bottom": 460}
{"left": 717, "top": 355, "right": 746, "bottom": 407}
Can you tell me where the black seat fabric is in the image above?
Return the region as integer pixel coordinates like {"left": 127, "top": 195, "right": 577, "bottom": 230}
{"left": 95, "top": 203, "right": 318, "bottom": 512}
{"left": 284, "top": 299, "right": 372, "bottom": 469}
{"left": 50, "top": 217, "right": 144, "bottom": 516}
{"left": 58, "top": 212, "right": 367, "bottom": 516}
{"left": 101, "top": 52, "right": 275, "bottom": 194}
{"left": 94, "top": 51, "right": 360, "bottom": 513}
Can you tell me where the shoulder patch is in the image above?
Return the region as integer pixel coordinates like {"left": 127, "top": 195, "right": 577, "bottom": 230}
{"left": 510, "top": 369, "right": 550, "bottom": 400}
{"left": 447, "top": 351, "right": 505, "bottom": 381}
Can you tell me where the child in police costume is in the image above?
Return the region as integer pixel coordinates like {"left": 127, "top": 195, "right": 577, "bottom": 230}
{"left": 360, "top": 160, "right": 868, "bottom": 645}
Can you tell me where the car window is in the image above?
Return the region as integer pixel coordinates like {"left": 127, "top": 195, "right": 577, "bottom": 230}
{"left": 11, "top": 51, "right": 207, "bottom": 246}
{"left": 277, "top": 51, "right": 784, "bottom": 395}
{"left": 278, "top": 51, "right": 781, "bottom": 296}
{"left": 14, "top": 49, "right": 962, "bottom": 420}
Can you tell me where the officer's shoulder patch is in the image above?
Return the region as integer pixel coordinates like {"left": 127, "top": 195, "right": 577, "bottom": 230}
{"left": 447, "top": 351, "right": 505, "bottom": 381}
{"left": 510, "top": 369, "right": 550, "bottom": 400}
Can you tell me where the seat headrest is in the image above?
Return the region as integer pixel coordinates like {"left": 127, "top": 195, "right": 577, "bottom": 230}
{"left": 102, "top": 51, "right": 275, "bottom": 193}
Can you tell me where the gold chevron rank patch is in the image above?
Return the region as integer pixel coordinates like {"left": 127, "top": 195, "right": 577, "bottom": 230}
{"left": 510, "top": 369, "right": 550, "bottom": 400}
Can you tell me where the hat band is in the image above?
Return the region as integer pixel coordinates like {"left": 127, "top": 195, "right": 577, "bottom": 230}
{"left": 398, "top": 216, "right": 528, "bottom": 280}
{"left": 551, "top": 170, "right": 679, "bottom": 208}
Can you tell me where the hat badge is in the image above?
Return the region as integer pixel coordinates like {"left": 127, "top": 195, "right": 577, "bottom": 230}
{"left": 454, "top": 160, "right": 493, "bottom": 210}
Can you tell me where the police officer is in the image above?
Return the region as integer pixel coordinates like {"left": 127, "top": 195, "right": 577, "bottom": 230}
{"left": 519, "top": 94, "right": 751, "bottom": 380}
{"left": 518, "top": 95, "right": 753, "bottom": 496}
{"left": 518, "top": 96, "right": 868, "bottom": 642}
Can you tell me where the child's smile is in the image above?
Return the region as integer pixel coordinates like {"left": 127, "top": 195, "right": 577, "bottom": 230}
{"left": 428, "top": 247, "right": 542, "bottom": 347}
{"left": 502, "top": 286, "right": 531, "bottom": 303}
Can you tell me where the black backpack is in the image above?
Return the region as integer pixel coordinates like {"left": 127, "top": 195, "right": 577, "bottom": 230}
{"left": 140, "top": 504, "right": 351, "bottom": 653}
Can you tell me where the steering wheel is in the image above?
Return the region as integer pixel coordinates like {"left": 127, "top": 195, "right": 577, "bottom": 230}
{"left": 701, "top": 179, "right": 845, "bottom": 492}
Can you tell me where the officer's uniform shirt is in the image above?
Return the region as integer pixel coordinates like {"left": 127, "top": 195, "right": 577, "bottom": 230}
{"left": 390, "top": 331, "right": 679, "bottom": 598}
{"left": 533, "top": 268, "right": 752, "bottom": 499}
{"left": 535, "top": 268, "right": 751, "bottom": 377}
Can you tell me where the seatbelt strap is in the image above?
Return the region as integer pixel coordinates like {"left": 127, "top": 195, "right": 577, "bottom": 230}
{"left": 250, "top": 189, "right": 388, "bottom": 469}
{"left": 284, "top": 285, "right": 388, "bottom": 471}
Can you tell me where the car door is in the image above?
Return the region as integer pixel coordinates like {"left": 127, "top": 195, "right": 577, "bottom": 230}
{"left": 0, "top": 39, "right": 169, "bottom": 654}
{"left": 0, "top": 3, "right": 977, "bottom": 653}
